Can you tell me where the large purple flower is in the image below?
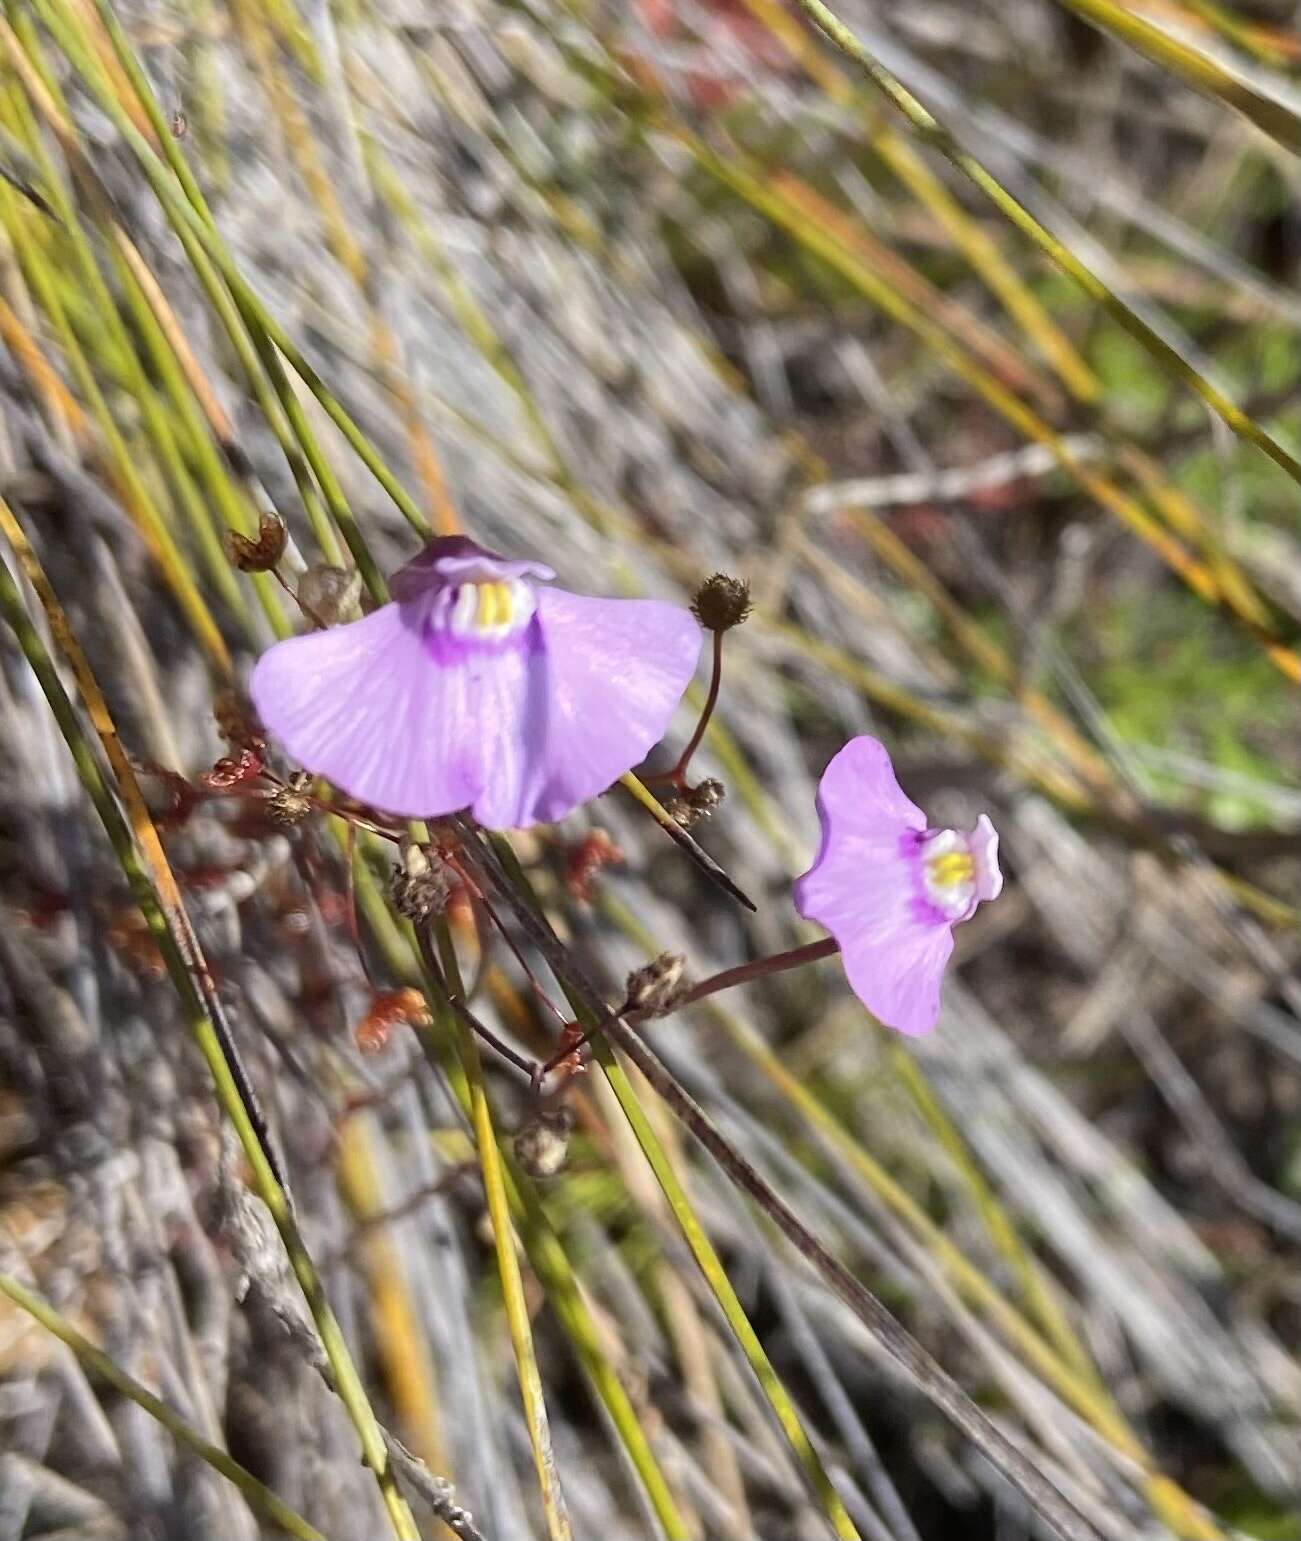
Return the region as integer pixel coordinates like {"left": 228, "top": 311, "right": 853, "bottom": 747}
{"left": 249, "top": 536, "right": 702, "bottom": 828}
{"left": 793, "top": 736, "right": 1002, "bottom": 1036}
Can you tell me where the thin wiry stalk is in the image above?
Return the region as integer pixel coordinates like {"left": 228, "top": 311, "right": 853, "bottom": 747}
{"left": 418, "top": 920, "right": 575, "bottom": 1541}
{"left": 597, "top": 890, "right": 1223, "bottom": 1537}
{"left": 469, "top": 828, "right": 1103, "bottom": 1541}
{"left": 0, "top": 503, "right": 422, "bottom": 1541}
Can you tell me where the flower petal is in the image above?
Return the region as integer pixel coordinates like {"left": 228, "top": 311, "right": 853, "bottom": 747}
{"left": 969, "top": 813, "right": 1003, "bottom": 902}
{"left": 482, "top": 588, "right": 701, "bottom": 827}
{"left": 839, "top": 901, "right": 953, "bottom": 1036}
{"left": 794, "top": 736, "right": 953, "bottom": 1035}
{"left": 250, "top": 586, "right": 701, "bottom": 829}
{"left": 794, "top": 819, "right": 953, "bottom": 1036}
{"left": 805, "top": 736, "right": 926, "bottom": 866}
{"left": 390, "top": 537, "right": 554, "bottom": 601}
{"left": 249, "top": 601, "right": 528, "bottom": 818}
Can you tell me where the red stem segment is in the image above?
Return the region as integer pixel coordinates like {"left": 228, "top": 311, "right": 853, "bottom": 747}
{"left": 674, "top": 628, "right": 724, "bottom": 783}
{"left": 678, "top": 936, "right": 839, "bottom": 1007}
{"left": 534, "top": 936, "right": 840, "bottom": 1085}
{"left": 650, "top": 628, "right": 725, "bottom": 789}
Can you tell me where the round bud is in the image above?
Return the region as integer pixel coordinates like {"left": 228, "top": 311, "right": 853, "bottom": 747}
{"left": 513, "top": 1106, "right": 575, "bottom": 1179}
{"left": 388, "top": 843, "right": 452, "bottom": 923}
{"left": 625, "top": 951, "right": 689, "bottom": 1017}
{"left": 691, "top": 573, "right": 752, "bottom": 632}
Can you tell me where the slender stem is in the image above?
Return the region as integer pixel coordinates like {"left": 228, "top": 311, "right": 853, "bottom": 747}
{"left": 419, "top": 925, "right": 574, "bottom": 1541}
{"left": 465, "top": 829, "right": 1102, "bottom": 1541}
{"left": 656, "top": 629, "right": 724, "bottom": 787}
{"left": 618, "top": 771, "right": 756, "bottom": 911}
{"left": 0, "top": 1274, "right": 331, "bottom": 1541}
{"left": 681, "top": 937, "right": 839, "bottom": 1006}
{"left": 535, "top": 1004, "right": 621, "bottom": 1087}
{"left": 602, "top": 1021, "right": 1099, "bottom": 1541}
{"left": 446, "top": 992, "right": 540, "bottom": 1081}
{"left": 450, "top": 854, "right": 571, "bottom": 1027}
{"left": 534, "top": 937, "right": 840, "bottom": 1086}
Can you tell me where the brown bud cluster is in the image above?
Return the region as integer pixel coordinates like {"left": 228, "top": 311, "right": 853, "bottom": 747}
{"left": 665, "top": 777, "right": 725, "bottom": 829}
{"left": 691, "top": 573, "right": 751, "bottom": 632}
{"left": 225, "top": 513, "right": 288, "bottom": 573}
{"left": 267, "top": 772, "right": 313, "bottom": 826}
{"left": 625, "top": 951, "right": 689, "bottom": 1018}
{"left": 564, "top": 828, "right": 623, "bottom": 902}
{"left": 201, "top": 746, "right": 265, "bottom": 791}
{"left": 513, "top": 1105, "right": 575, "bottom": 1179}
{"left": 388, "top": 843, "right": 452, "bottom": 923}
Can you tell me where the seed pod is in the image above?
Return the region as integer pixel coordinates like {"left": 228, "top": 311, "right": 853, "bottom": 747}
{"left": 691, "top": 573, "right": 752, "bottom": 632}
{"left": 688, "top": 777, "right": 724, "bottom": 817}
{"left": 665, "top": 777, "right": 725, "bottom": 829}
{"left": 225, "top": 513, "right": 288, "bottom": 573}
{"left": 388, "top": 842, "right": 452, "bottom": 923}
{"left": 625, "top": 951, "right": 688, "bottom": 1017}
{"left": 513, "top": 1105, "right": 575, "bottom": 1179}
{"left": 267, "top": 771, "right": 313, "bottom": 825}
{"left": 298, "top": 564, "right": 363, "bottom": 627}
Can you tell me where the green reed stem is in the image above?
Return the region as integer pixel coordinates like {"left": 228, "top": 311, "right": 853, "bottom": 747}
{"left": 341, "top": 845, "right": 694, "bottom": 1537}
{"left": 785, "top": 0, "right": 1301, "bottom": 488}
{"left": 0, "top": 510, "right": 420, "bottom": 1541}
{"left": 0, "top": 1274, "right": 330, "bottom": 1541}
{"left": 87, "top": 0, "right": 429, "bottom": 545}
{"left": 480, "top": 836, "right": 863, "bottom": 1539}
{"left": 420, "top": 921, "right": 575, "bottom": 1541}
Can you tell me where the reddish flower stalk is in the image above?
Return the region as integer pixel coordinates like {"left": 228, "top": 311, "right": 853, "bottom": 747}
{"left": 652, "top": 628, "right": 726, "bottom": 788}
{"left": 533, "top": 937, "right": 839, "bottom": 1087}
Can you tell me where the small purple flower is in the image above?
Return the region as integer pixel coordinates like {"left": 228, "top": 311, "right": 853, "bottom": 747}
{"left": 250, "top": 536, "right": 702, "bottom": 829}
{"left": 793, "top": 736, "right": 1002, "bottom": 1036}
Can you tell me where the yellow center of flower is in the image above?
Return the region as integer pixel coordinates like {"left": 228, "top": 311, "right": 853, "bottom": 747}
{"left": 475, "top": 580, "right": 514, "bottom": 631}
{"left": 927, "top": 850, "right": 974, "bottom": 890}
{"left": 441, "top": 576, "right": 537, "bottom": 642}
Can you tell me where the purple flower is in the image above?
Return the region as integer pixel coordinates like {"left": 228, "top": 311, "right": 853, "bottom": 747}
{"left": 793, "top": 736, "right": 1002, "bottom": 1036}
{"left": 250, "top": 536, "right": 702, "bottom": 829}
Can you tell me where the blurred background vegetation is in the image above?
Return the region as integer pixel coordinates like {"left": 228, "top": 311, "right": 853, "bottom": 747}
{"left": 1, "top": 1, "right": 1300, "bottom": 1538}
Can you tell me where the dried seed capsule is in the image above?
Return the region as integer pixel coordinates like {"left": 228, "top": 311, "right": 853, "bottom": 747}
{"left": 625, "top": 951, "right": 688, "bottom": 1017}
{"left": 388, "top": 842, "right": 452, "bottom": 923}
{"left": 225, "top": 513, "right": 288, "bottom": 572}
{"left": 664, "top": 778, "right": 725, "bottom": 829}
{"left": 267, "top": 771, "right": 313, "bottom": 825}
{"left": 513, "top": 1106, "right": 575, "bottom": 1179}
{"left": 297, "top": 564, "right": 363, "bottom": 627}
{"left": 687, "top": 777, "right": 724, "bottom": 817}
{"left": 691, "top": 573, "right": 752, "bottom": 632}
